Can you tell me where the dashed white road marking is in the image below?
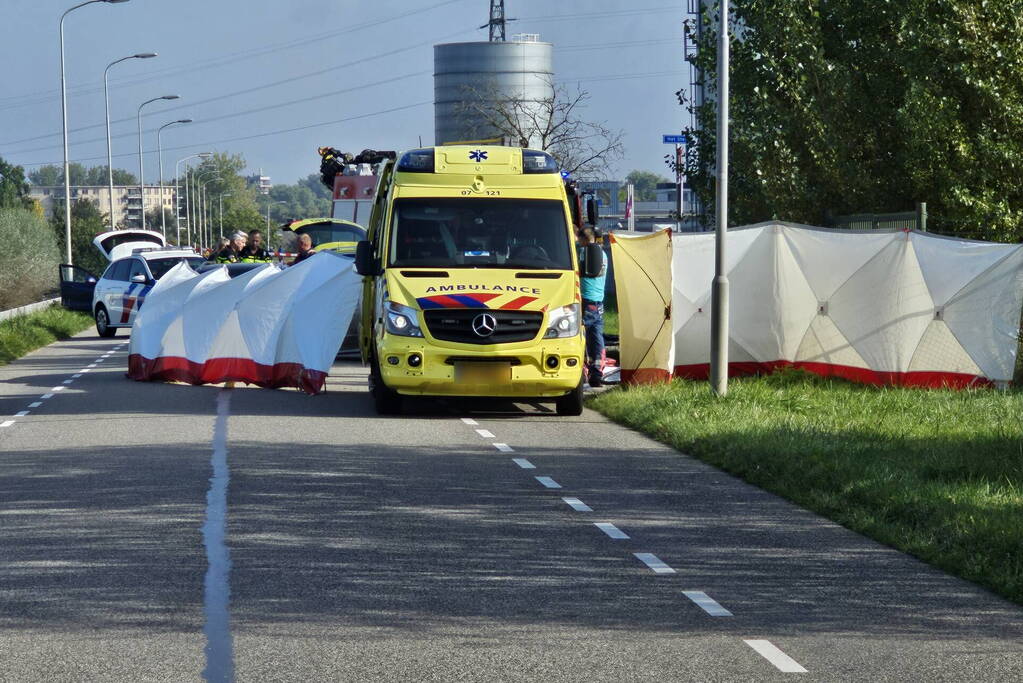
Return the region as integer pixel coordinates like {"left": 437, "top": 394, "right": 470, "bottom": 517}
{"left": 493, "top": 443, "right": 514, "bottom": 452}
{"left": 595, "top": 522, "right": 629, "bottom": 539}
{"left": 14, "top": 411, "right": 29, "bottom": 417}
{"left": 744, "top": 640, "right": 807, "bottom": 673}
{"left": 634, "top": 553, "right": 676, "bottom": 574}
{"left": 95, "top": 359, "right": 104, "bottom": 363}
{"left": 40, "top": 393, "right": 54, "bottom": 400}
{"left": 72, "top": 374, "right": 82, "bottom": 378}
{"left": 475, "top": 429, "right": 495, "bottom": 439}
{"left": 51, "top": 387, "right": 65, "bottom": 392}
{"left": 87, "top": 363, "right": 97, "bottom": 368}
{"left": 28, "top": 402, "right": 41, "bottom": 408}
{"left": 512, "top": 458, "right": 535, "bottom": 469}
{"left": 535, "top": 476, "right": 562, "bottom": 489}
{"left": 683, "top": 591, "right": 733, "bottom": 616}
{"left": 1, "top": 420, "right": 14, "bottom": 428}
{"left": 79, "top": 369, "right": 91, "bottom": 373}
{"left": 461, "top": 418, "right": 478, "bottom": 426}
{"left": 62, "top": 379, "right": 73, "bottom": 385}
{"left": 562, "top": 497, "right": 593, "bottom": 512}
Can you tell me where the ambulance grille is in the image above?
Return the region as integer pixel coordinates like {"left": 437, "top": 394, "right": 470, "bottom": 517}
{"left": 423, "top": 309, "right": 544, "bottom": 344}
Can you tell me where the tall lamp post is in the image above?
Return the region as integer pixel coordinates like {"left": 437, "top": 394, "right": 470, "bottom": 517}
{"left": 175, "top": 152, "right": 211, "bottom": 245}
{"left": 157, "top": 119, "right": 191, "bottom": 240}
{"left": 201, "top": 177, "right": 222, "bottom": 244}
{"left": 266, "top": 200, "right": 286, "bottom": 231}
{"left": 194, "top": 171, "right": 218, "bottom": 247}
{"left": 104, "top": 52, "right": 156, "bottom": 230}
{"left": 136, "top": 94, "right": 179, "bottom": 229}
{"left": 218, "top": 192, "right": 232, "bottom": 234}
{"left": 60, "top": 0, "right": 131, "bottom": 263}
{"left": 710, "top": 2, "right": 731, "bottom": 397}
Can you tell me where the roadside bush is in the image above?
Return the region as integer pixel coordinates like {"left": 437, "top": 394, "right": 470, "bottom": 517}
{"left": 0, "top": 208, "right": 61, "bottom": 310}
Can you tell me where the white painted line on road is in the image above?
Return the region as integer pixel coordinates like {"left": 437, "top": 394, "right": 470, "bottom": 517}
{"left": 28, "top": 402, "right": 41, "bottom": 408}
{"left": 595, "top": 522, "right": 629, "bottom": 539}
{"left": 40, "top": 393, "right": 54, "bottom": 400}
{"left": 51, "top": 386, "right": 65, "bottom": 392}
{"left": 79, "top": 369, "right": 91, "bottom": 373}
{"left": 493, "top": 443, "right": 514, "bottom": 452}
{"left": 1, "top": 420, "right": 14, "bottom": 428}
{"left": 563, "top": 497, "right": 593, "bottom": 512}
{"left": 62, "top": 379, "right": 73, "bottom": 384}
{"left": 72, "top": 374, "right": 82, "bottom": 378}
{"left": 535, "top": 476, "right": 562, "bottom": 489}
{"left": 14, "top": 411, "right": 29, "bottom": 417}
{"left": 95, "top": 359, "right": 104, "bottom": 363}
{"left": 744, "top": 640, "right": 807, "bottom": 673}
{"left": 634, "top": 553, "right": 676, "bottom": 574}
{"left": 512, "top": 458, "right": 535, "bottom": 469}
{"left": 683, "top": 591, "right": 733, "bottom": 616}
{"left": 475, "top": 429, "right": 495, "bottom": 438}
{"left": 461, "top": 418, "right": 478, "bottom": 426}
{"left": 87, "top": 363, "right": 97, "bottom": 368}
{"left": 203, "top": 389, "right": 236, "bottom": 681}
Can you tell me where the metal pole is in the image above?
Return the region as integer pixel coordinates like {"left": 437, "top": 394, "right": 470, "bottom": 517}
{"left": 710, "top": 1, "right": 730, "bottom": 397}
{"left": 157, "top": 120, "right": 191, "bottom": 241}
{"left": 183, "top": 166, "right": 191, "bottom": 245}
{"left": 59, "top": 1, "right": 101, "bottom": 264}
{"left": 675, "top": 143, "right": 682, "bottom": 231}
{"left": 136, "top": 95, "right": 179, "bottom": 229}
{"left": 104, "top": 53, "right": 155, "bottom": 231}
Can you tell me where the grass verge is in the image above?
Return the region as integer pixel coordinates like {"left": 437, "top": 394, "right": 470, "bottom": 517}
{"left": 0, "top": 305, "right": 93, "bottom": 366}
{"left": 588, "top": 369, "right": 1023, "bottom": 605}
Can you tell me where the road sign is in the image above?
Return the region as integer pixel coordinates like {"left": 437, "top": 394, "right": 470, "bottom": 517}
{"left": 662, "top": 134, "right": 687, "bottom": 144}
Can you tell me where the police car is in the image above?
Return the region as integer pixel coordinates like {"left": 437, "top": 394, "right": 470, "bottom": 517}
{"left": 92, "top": 246, "right": 203, "bottom": 337}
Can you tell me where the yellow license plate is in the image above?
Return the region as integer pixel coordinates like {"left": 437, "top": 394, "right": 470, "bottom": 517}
{"left": 455, "top": 362, "right": 511, "bottom": 385}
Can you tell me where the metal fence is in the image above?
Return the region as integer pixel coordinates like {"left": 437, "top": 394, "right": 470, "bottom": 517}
{"left": 826, "top": 202, "right": 928, "bottom": 232}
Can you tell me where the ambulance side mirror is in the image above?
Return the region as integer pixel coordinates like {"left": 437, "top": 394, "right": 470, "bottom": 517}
{"left": 354, "top": 240, "right": 380, "bottom": 276}
{"left": 586, "top": 198, "right": 599, "bottom": 226}
{"left": 582, "top": 243, "right": 604, "bottom": 279}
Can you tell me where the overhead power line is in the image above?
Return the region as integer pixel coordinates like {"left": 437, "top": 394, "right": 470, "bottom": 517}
{"left": 0, "top": 0, "right": 470, "bottom": 110}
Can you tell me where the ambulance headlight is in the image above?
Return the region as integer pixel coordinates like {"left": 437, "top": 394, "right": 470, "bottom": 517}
{"left": 385, "top": 301, "right": 423, "bottom": 337}
{"left": 544, "top": 303, "right": 580, "bottom": 338}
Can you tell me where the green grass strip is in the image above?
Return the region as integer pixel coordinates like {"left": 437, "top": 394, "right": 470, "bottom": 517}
{"left": 588, "top": 369, "right": 1023, "bottom": 605}
{"left": 0, "top": 305, "right": 93, "bottom": 366}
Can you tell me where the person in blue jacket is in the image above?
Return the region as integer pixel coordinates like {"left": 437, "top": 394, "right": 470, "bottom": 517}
{"left": 578, "top": 226, "right": 607, "bottom": 387}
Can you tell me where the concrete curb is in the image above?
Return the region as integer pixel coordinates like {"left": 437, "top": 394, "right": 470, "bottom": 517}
{"left": 0, "top": 297, "right": 61, "bottom": 322}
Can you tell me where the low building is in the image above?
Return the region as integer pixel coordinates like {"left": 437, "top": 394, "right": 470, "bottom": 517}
{"left": 29, "top": 185, "right": 177, "bottom": 229}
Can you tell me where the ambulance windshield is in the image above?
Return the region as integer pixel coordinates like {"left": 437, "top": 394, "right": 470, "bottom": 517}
{"left": 389, "top": 198, "right": 572, "bottom": 269}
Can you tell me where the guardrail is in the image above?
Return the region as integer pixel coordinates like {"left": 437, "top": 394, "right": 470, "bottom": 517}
{"left": 0, "top": 297, "right": 60, "bottom": 322}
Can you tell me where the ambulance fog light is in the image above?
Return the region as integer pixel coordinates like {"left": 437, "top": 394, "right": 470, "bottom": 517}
{"left": 546, "top": 355, "right": 560, "bottom": 369}
{"left": 408, "top": 353, "right": 422, "bottom": 368}
{"left": 566, "top": 358, "right": 578, "bottom": 367}
{"left": 387, "top": 356, "right": 400, "bottom": 365}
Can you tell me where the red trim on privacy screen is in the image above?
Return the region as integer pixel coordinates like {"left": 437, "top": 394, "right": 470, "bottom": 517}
{"left": 671, "top": 360, "right": 994, "bottom": 389}
{"left": 127, "top": 354, "right": 328, "bottom": 394}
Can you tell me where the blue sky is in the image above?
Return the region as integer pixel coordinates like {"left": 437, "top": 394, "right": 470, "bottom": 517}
{"left": 0, "top": 1, "right": 686, "bottom": 186}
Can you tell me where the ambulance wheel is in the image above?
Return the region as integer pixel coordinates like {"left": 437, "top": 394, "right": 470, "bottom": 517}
{"left": 555, "top": 380, "right": 584, "bottom": 416}
{"left": 370, "top": 355, "right": 403, "bottom": 415}
{"left": 95, "top": 306, "right": 117, "bottom": 338}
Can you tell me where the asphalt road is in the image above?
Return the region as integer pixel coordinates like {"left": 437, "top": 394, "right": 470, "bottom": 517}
{"left": 1, "top": 330, "right": 1021, "bottom": 682}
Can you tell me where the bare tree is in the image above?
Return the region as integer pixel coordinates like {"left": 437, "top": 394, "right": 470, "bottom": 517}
{"left": 455, "top": 79, "right": 624, "bottom": 180}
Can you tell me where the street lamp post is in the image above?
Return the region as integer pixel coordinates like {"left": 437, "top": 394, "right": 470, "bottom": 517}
{"left": 104, "top": 52, "right": 156, "bottom": 230}
{"left": 219, "top": 193, "right": 232, "bottom": 233}
{"left": 266, "top": 200, "right": 286, "bottom": 231}
{"left": 201, "top": 177, "right": 221, "bottom": 244}
{"left": 157, "top": 119, "right": 191, "bottom": 240}
{"left": 710, "top": 2, "right": 730, "bottom": 397}
{"left": 60, "top": 0, "right": 131, "bottom": 263}
{"left": 175, "top": 152, "right": 211, "bottom": 245}
{"left": 195, "top": 171, "right": 218, "bottom": 246}
{"left": 137, "top": 94, "right": 179, "bottom": 229}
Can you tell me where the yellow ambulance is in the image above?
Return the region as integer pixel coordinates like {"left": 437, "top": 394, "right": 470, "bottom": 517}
{"left": 354, "top": 145, "right": 604, "bottom": 415}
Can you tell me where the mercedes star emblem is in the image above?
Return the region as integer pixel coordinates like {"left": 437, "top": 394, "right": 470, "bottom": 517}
{"left": 472, "top": 313, "right": 497, "bottom": 337}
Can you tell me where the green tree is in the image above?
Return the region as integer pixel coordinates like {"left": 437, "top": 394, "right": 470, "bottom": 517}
{"left": 50, "top": 199, "right": 108, "bottom": 275}
{"left": 680, "top": 0, "right": 1023, "bottom": 240}
{"left": 619, "top": 170, "right": 671, "bottom": 202}
{"left": 0, "top": 156, "right": 33, "bottom": 209}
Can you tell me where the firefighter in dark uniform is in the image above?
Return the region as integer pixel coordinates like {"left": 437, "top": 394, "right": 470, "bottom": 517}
{"left": 240, "top": 229, "right": 272, "bottom": 263}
